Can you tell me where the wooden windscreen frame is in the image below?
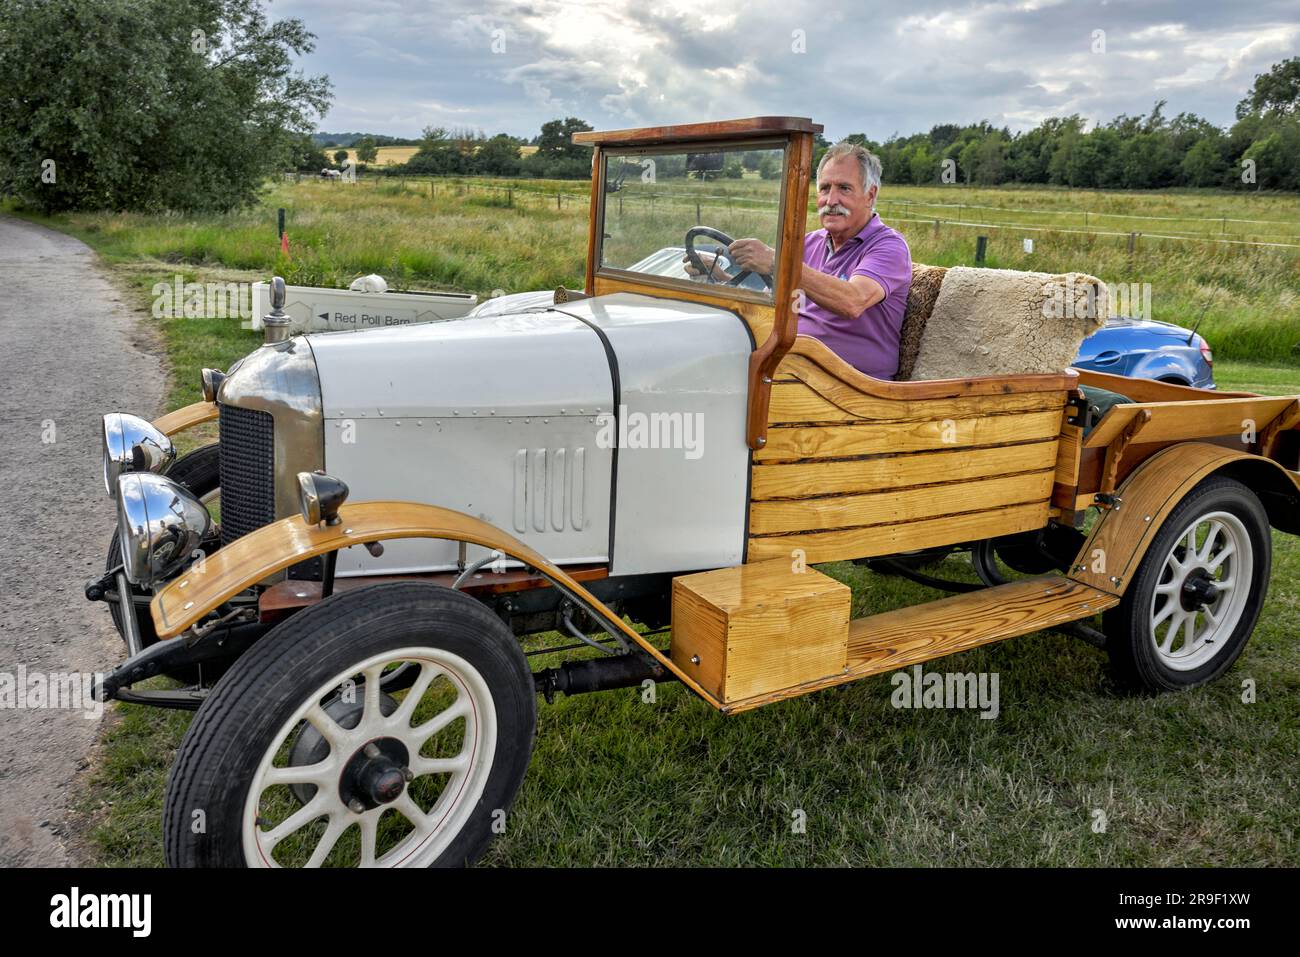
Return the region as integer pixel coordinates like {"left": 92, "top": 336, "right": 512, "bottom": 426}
{"left": 578, "top": 117, "right": 820, "bottom": 452}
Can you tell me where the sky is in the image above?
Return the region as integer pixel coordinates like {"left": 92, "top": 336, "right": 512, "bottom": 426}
{"left": 274, "top": 0, "right": 1300, "bottom": 142}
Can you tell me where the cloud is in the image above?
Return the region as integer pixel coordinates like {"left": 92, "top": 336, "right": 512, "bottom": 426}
{"left": 275, "top": 0, "right": 1299, "bottom": 139}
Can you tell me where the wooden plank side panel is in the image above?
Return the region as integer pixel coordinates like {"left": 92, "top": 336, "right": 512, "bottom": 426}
{"left": 749, "top": 470, "right": 1055, "bottom": 535}
{"left": 767, "top": 381, "right": 1067, "bottom": 425}
{"left": 747, "top": 501, "right": 1050, "bottom": 565}
{"left": 751, "top": 439, "right": 1061, "bottom": 500}
{"left": 757, "top": 409, "right": 1064, "bottom": 462}
{"left": 777, "top": 345, "right": 1078, "bottom": 400}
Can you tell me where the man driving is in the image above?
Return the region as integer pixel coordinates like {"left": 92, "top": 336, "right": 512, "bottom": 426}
{"left": 690, "top": 143, "right": 912, "bottom": 380}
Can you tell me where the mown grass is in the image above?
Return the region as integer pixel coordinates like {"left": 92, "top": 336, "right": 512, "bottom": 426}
{"left": 17, "top": 179, "right": 1295, "bottom": 866}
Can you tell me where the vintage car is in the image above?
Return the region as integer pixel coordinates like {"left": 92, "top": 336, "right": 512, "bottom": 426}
{"left": 89, "top": 116, "right": 1300, "bottom": 868}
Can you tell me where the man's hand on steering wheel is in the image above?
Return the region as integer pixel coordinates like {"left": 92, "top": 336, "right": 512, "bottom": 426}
{"left": 727, "top": 238, "right": 775, "bottom": 277}
{"left": 683, "top": 226, "right": 774, "bottom": 290}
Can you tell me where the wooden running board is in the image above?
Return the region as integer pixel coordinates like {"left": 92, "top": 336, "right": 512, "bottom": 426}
{"left": 722, "top": 575, "right": 1118, "bottom": 714}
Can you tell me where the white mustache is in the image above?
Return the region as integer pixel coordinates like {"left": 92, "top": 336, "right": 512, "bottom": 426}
{"left": 818, "top": 203, "right": 851, "bottom": 217}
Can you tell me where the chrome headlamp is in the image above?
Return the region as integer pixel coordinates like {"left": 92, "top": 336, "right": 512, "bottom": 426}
{"left": 116, "top": 472, "right": 213, "bottom": 586}
{"left": 200, "top": 368, "right": 226, "bottom": 403}
{"left": 298, "top": 471, "right": 349, "bottom": 526}
{"left": 102, "top": 413, "right": 175, "bottom": 496}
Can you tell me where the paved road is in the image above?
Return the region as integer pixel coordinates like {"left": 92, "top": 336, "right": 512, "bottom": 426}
{"left": 0, "top": 215, "right": 165, "bottom": 865}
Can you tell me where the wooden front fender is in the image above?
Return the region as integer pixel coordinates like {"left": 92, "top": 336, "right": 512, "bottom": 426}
{"left": 153, "top": 400, "right": 218, "bottom": 437}
{"left": 1067, "top": 442, "right": 1300, "bottom": 597}
{"left": 150, "top": 501, "right": 721, "bottom": 707}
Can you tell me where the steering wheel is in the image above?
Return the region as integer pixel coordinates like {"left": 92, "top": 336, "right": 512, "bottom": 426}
{"left": 684, "top": 226, "right": 773, "bottom": 291}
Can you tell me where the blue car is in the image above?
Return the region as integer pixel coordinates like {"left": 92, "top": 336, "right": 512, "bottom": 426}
{"left": 1073, "top": 316, "right": 1215, "bottom": 389}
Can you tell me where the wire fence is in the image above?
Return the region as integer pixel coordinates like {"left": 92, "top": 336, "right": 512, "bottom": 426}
{"left": 287, "top": 173, "right": 1300, "bottom": 251}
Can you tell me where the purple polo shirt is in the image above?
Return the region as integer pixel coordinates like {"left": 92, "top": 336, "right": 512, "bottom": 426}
{"left": 799, "top": 213, "right": 912, "bottom": 379}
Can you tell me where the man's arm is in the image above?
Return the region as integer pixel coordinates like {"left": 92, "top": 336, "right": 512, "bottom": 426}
{"left": 797, "top": 266, "right": 885, "bottom": 320}
{"left": 728, "top": 238, "right": 885, "bottom": 319}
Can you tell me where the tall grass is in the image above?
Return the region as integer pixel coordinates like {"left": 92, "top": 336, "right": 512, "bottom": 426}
{"left": 9, "top": 176, "right": 1299, "bottom": 364}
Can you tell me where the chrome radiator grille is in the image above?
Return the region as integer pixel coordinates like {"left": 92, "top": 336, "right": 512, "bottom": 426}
{"left": 218, "top": 404, "right": 276, "bottom": 545}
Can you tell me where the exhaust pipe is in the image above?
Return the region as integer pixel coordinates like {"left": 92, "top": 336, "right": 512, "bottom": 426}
{"left": 534, "top": 653, "right": 673, "bottom": 702}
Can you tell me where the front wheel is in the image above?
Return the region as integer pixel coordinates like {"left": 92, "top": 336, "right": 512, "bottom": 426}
{"left": 1103, "top": 475, "right": 1271, "bottom": 693}
{"left": 164, "top": 581, "right": 536, "bottom": 867}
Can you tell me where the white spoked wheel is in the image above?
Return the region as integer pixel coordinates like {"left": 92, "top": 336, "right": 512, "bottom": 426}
{"left": 244, "top": 648, "right": 497, "bottom": 868}
{"left": 1148, "top": 511, "right": 1253, "bottom": 672}
{"left": 165, "top": 582, "right": 536, "bottom": 868}
{"left": 1105, "top": 476, "right": 1270, "bottom": 693}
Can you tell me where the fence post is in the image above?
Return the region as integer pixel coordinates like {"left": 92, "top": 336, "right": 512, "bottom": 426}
{"left": 1127, "top": 231, "right": 1137, "bottom": 255}
{"left": 933, "top": 218, "right": 940, "bottom": 237}
{"left": 557, "top": 193, "right": 561, "bottom": 211}
{"left": 507, "top": 188, "right": 513, "bottom": 207}
{"left": 696, "top": 201, "right": 701, "bottom": 224}
{"left": 619, "top": 194, "right": 623, "bottom": 216}
{"left": 975, "top": 235, "right": 988, "bottom": 265}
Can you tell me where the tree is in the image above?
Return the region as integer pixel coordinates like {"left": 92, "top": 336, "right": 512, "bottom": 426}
{"left": 1180, "top": 138, "right": 1227, "bottom": 187}
{"left": 333, "top": 149, "right": 350, "bottom": 166}
{"left": 906, "top": 143, "right": 938, "bottom": 185}
{"left": 536, "top": 118, "right": 593, "bottom": 159}
{"left": 1237, "top": 57, "right": 1300, "bottom": 118}
{"left": 475, "top": 135, "right": 521, "bottom": 175}
{"left": 354, "top": 137, "right": 379, "bottom": 163}
{"left": 286, "top": 131, "right": 329, "bottom": 172}
{"left": 0, "top": 0, "right": 331, "bottom": 212}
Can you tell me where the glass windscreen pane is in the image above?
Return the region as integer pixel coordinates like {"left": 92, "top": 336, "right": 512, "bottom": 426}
{"left": 599, "top": 144, "right": 785, "bottom": 300}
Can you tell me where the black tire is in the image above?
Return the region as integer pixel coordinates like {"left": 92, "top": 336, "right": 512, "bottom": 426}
{"left": 106, "top": 443, "right": 220, "bottom": 679}
{"left": 164, "top": 581, "right": 536, "bottom": 868}
{"left": 1103, "top": 475, "right": 1271, "bottom": 693}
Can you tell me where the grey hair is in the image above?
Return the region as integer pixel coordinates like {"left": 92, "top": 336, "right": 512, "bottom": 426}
{"left": 817, "top": 142, "right": 882, "bottom": 199}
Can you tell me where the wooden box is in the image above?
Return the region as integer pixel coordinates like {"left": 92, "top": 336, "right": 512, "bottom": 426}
{"left": 671, "top": 559, "right": 850, "bottom": 705}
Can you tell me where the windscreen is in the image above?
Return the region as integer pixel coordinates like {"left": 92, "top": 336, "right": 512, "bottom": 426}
{"left": 598, "top": 143, "right": 786, "bottom": 300}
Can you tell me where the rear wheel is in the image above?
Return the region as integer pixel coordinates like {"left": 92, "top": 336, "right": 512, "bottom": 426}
{"left": 1103, "top": 476, "right": 1270, "bottom": 692}
{"left": 164, "top": 582, "right": 536, "bottom": 868}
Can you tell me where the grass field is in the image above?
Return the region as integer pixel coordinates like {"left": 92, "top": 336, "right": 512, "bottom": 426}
{"left": 13, "top": 176, "right": 1299, "bottom": 367}
{"left": 331, "top": 145, "right": 418, "bottom": 167}
{"left": 11, "top": 177, "right": 1299, "bottom": 866}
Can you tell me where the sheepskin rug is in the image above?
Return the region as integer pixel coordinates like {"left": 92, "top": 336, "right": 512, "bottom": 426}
{"left": 908, "top": 266, "right": 1108, "bottom": 380}
{"left": 897, "top": 263, "right": 948, "bottom": 380}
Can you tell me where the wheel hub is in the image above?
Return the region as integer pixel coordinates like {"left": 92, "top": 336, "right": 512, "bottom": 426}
{"left": 286, "top": 691, "right": 399, "bottom": 805}
{"left": 1180, "top": 567, "right": 1220, "bottom": 611}
{"left": 340, "top": 737, "right": 411, "bottom": 811}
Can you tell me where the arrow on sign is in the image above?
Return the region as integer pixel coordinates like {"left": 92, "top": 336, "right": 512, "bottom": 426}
{"left": 318, "top": 313, "right": 329, "bottom": 321}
